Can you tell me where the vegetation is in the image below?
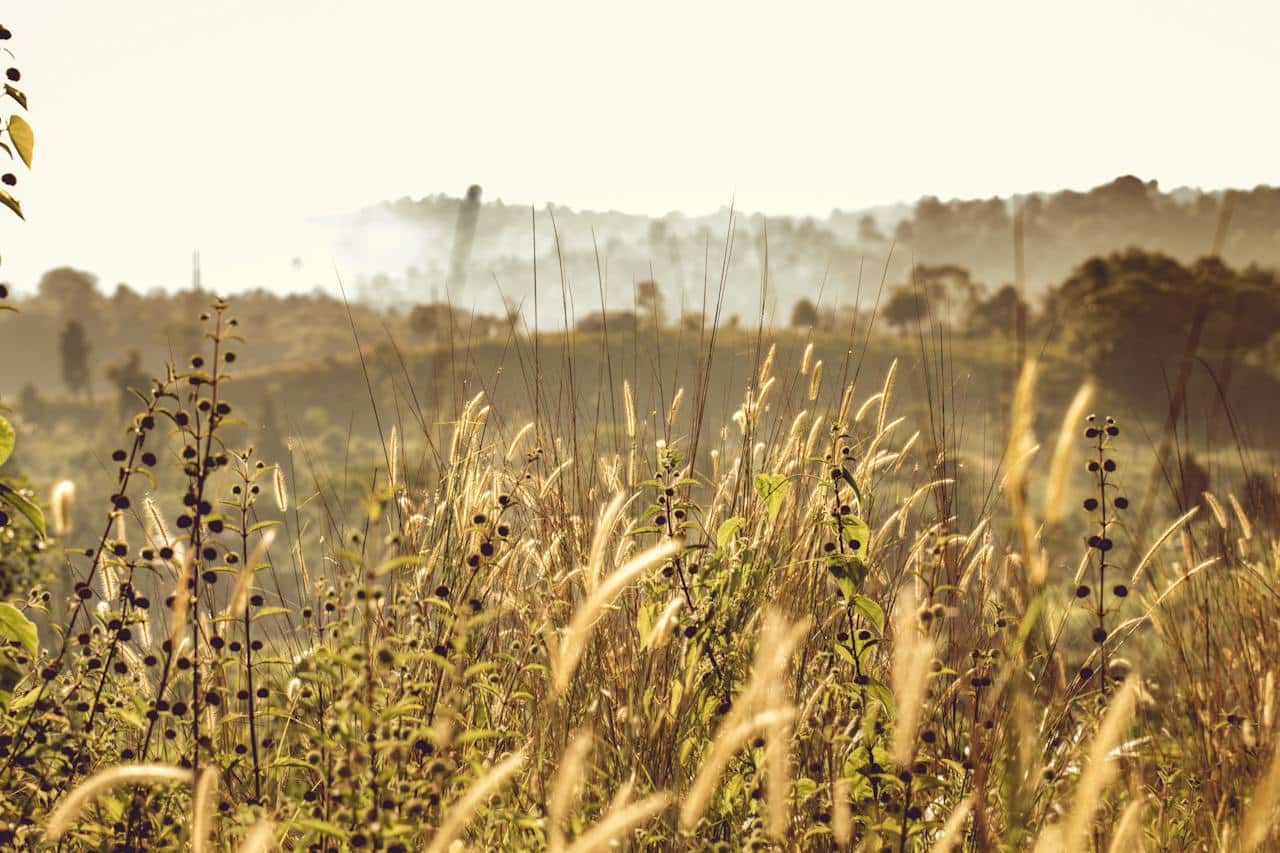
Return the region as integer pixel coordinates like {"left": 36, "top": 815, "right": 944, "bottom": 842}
{"left": 0, "top": 255, "right": 1278, "bottom": 850}
{"left": 4, "top": 20, "right": 1280, "bottom": 850}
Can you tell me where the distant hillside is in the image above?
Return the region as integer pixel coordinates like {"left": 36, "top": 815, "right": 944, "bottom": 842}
{"left": 338, "top": 176, "right": 1277, "bottom": 322}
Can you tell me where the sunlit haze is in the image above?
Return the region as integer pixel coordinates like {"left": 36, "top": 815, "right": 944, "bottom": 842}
{"left": 2, "top": 1, "right": 1277, "bottom": 294}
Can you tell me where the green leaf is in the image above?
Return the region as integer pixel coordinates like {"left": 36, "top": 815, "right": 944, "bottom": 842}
{"left": 293, "top": 818, "right": 348, "bottom": 841}
{"left": 864, "top": 677, "right": 895, "bottom": 715}
{"left": 0, "top": 483, "right": 46, "bottom": 538}
{"left": 0, "top": 662, "right": 22, "bottom": 711}
{"left": 0, "top": 602, "right": 38, "bottom": 656}
{"left": 636, "top": 601, "right": 655, "bottom": 648}
{"left": 840, "top": 515, "right": 871, "bottom": 558}
{"left": 4, "top": 85, "right": 26, "bottom": 110}
{"left": 716, "top": 516, "right": 746, "bottom": 550}
{"left": 753, "top": 474, "right": 790, "bottom": 521}
{"left": 852, "top": 595, "right": 884, "bottom": 633}
{"left": 0, "top": 188, "right": 22, "bottom": 220}
{"left": 7, "top": 114, "right": 33, "bottom": 167}
{"left": 0, "top": 415, "right": 13, "bottom": 466}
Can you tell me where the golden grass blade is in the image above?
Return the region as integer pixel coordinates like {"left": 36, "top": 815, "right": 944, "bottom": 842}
{"left": 1058, "top": 674, "right": 1139, "bottom": 850}
{"left": 387, "top": 424, "right": 400, "bottom": 492}
{"left": 1006, "top": 359, "right": 1044, "bottom": 585}
{"left": 929, "top": 796, "right": 973, "bottom": 853}
{"left": 273, "top": 465, "right": 288, "bottom": 513}
{"left": 45, "top": 764, "right": 193, "bottom": 841}
{"left": 1044, "top": 381, "right": 1094, "bottom": 524}
{"left": 877, "top": 358, "right": 897, "bottom": 436}
{"left": 191, "top": 766, "right": 218, "bottom": 853}
{"left": 623, "top": 380, "right": 636, "bottom": 439}
{"left": 891, "top": 585, "right": 935, "bottom": 768}
{"left": 808, "top": 360, "right": 823, "bottom": 401}
{"left": 585, "top": 492, "right": 628, "bottom": 595}
{"left": 563, "top": 792, "right": 670, "bottom": 853}
{"left": 235, "top": 819, "right": 277, "bottom": 853}
{"left": 227, "top": 528, "right": 277, "bottom": 618}
{"left": 553, "top": 539, "right": 681, "bottom": 693}
{"left": 679, "top": 708, "right": 796, "bottom": 829}
{"left": 1242, "top": 737, "right": 1280, "bottom": 851}
{"left": 667, "top": 387, "right": 685, "bottom": 426}
{"left": 1129, "top": 506, "right": 1200, "bottom": 586}
{"left": 548, "top": 730, "right": 594, "bottom": 853}
{"left": 424, "top": 749, "right": 526, "bottom": 853}
{"left": 1228, "top": 492, "right": 1253, "bottom": 540}
{"left": 1107, "top": 797, "right": 1146, "bottom": 853}
{"left": 831, "top": 777, "right": 852, "bottom": 848}
{"left": 50, "top": 479, "right": 76, "bottom": 536}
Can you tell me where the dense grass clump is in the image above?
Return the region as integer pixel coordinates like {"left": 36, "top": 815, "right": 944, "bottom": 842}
{"left": 0, "top": 296, "right": 1279, "bottom": 852}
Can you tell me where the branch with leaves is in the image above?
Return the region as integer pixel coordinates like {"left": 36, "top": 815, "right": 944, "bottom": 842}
{"left": 0, "top": 22, "right": 32, "bottom": 220}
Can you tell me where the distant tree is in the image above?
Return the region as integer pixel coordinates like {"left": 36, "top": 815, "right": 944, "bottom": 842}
{"left": 1175, "top": 452, "right": 1211, "bottom": 515}
{"left": 635, "top": 280, "right": 665, "bottom": 326}
{"left": 104, "top": 350, "right": 148, "bottom": 416}
{"left": 680, "top": 312, "right": 704, "bottom": 332}
{"left": 16, "top": 383, "right": 44, "bottom": 422}
{"left": 576, "top": 310, "right": 638, "bottom": 334}
{"left": 967, "top": 284, "right": 1027, "bottom": 338}
{"left": 409, "top": 303, "right": 453, "bottom": 340}
{"left": 881, "top": 286, "right": 924, "bottom": 334}
{"left": 1048, "top": 249, "right": 1280, "bottom": 382}
{"left": 58, "top": 319, "right": 91, "bottom": 398}
{"left": 1242, "top": 470, "right": 1279, "bottom": 530}
{"left": 790, "top": 298, "right": 819, "bottom": 328}
{"left": 38, "top": 267, "right": 100, "bottom": 321}
{"left": 857, "top": 214, "right": 885, "bottom": 243}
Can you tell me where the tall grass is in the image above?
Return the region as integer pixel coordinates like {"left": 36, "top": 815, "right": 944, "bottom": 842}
{"left": 0, "top": 288, "right": 1278, "bottom": 852}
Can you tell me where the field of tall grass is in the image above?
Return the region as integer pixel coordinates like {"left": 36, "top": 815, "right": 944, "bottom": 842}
{"left": 1, "top": 289, "right": 1279, "bottom": 852}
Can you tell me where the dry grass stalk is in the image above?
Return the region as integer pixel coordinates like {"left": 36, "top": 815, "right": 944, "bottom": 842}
{"left": 45, "top": 764, "right": 194, "bottom": 841}
{"left": 552, "top": 538, "right": 681, "bottom": 693}
{"left": 548, "top": 729, "right": 594, "bottom": 853}
{"left": 1044, "top": 381, "right": 1094, "bottom": 524}
{"left": 1058, "top": 673, "right": 1140, "bottom": 850}
{"left": 891, "top": 585, "right": 935, "bottom": 767}
{"left": 423, "top": 749, "right": 526, "bottom": 853}
{"left": 563, "top": 792, "right": 670, "bottom": 853}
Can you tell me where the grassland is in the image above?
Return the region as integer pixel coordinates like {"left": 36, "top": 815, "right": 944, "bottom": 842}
{"left": 0, "top": 295, "right": 1278, "bottom": 852}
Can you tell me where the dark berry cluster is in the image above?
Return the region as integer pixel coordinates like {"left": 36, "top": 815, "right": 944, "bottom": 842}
{"left": 1076, "top": 415, "right": 1129, "bottom": 693}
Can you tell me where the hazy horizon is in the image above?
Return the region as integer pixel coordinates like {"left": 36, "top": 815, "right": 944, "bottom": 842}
{"left": 2, "top": 2, "right": 1278, "bottom": 295}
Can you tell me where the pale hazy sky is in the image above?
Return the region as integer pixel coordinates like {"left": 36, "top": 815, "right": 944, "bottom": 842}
{"left": 1, "top": 1, "right": 1276, "bottom": 293}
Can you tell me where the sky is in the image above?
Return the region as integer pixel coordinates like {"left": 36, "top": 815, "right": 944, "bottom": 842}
{"left": 1, "top": 1, "right": 1277, "bottom": 294}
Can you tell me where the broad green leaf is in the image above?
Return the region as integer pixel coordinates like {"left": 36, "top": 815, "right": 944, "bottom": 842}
{"left": 753, "top": 473, "right": 789, "bottom": 521}
{"left": 852, "top": 595, "right": 884, "bottom": 633}
{"left": 0, "top": 415, "right": 13, "bottom": 466}
{"left": 0, "top": 662, "right": 22, "bottom": 710}
{"left": 716, "top": 516, "right": 746, "bottom": 550}
{"left": 636, "top": 601, "right": 655, "bottom": 648}
{"left": 0, "top": 189, "right": 22, "bottom": 220}
{"left": 0, "top": 602, "right": 38, "bottom": 656}
{"left": 0, "top": 483, "right": 45, "bottom": 538}
{"left": 7, "top": 115, "right": 33, "bottom": 167}
{"left": 840, "top": 515, "right": 871, "bottom": 558}
{"left": 864, "top": 677, "right": 895, "bottom": 715}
